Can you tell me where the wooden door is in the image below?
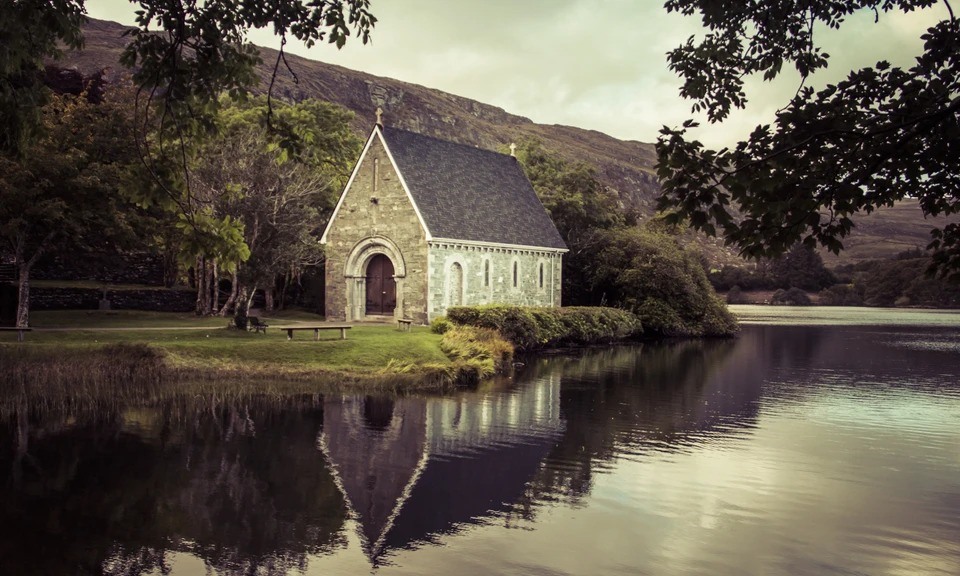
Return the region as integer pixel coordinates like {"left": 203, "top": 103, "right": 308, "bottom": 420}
{"left": 365, "top": 254, "right": 396, "bottom": 315}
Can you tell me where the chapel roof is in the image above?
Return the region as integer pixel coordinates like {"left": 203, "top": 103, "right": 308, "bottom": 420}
{"left": 380, "top": 126, "right": 567, "bottom": 250}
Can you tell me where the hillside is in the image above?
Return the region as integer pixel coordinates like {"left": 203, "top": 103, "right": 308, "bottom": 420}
{"left": 59, "top": 18, "right": 952, "bottom": 268}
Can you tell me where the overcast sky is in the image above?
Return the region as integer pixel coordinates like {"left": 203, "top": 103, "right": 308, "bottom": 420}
{"left": 87, "top": 1, "right": 946, "bottom": 147}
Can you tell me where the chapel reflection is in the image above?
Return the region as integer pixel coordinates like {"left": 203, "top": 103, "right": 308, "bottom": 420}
{"left": 320, "top": 374, "right": 563, "bottom": 565}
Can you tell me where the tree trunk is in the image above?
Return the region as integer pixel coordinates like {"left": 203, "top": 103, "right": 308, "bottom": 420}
{"left": 265, "top": 287, "right": 274, "bottom": 313}
{"left": 16, "top": 263, "right": 30, "bottom": 328}
{"left": 195, "top": 256, "right": 206, "bottom": 316}
{"left": 212, "top": 259, "right": 220, "bottom": 312}
{"left": 219, "top": 271, "right": 239, "bottom": 317}
{"left": 233, "top": 284, "right": 249, "bottom": 329}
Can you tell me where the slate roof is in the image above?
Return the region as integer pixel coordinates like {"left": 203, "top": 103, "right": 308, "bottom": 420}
{"left": 380, "top": 126, "right": 567, "bottom": 250}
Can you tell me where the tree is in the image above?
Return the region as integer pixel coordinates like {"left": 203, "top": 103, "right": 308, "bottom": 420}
{"left": 656, "top": 1, "right": 960, "bottom": 280}
{"left": 1, "top": 0, "right": 374, "bottom": 158}
{"left": 588, "top": 226, "right": 738, "bottom": 337}
{"left": 511, "top": 139, "right": 629, "bottom": 304}
{"left": 0, "top": 85, "right": 142, "bottom": 327}
{"left": 768, "top": 244, "right": 836, "bottom": 291}
{"left": 185, "top": 97, "right": 360, "bottom": 324}
{"left": 0, "top": 0, "right": 86, "bottom": 156}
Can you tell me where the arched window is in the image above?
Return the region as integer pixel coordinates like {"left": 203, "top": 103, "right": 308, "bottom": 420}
{"left": 449, "top": 262, "right": 464, "bottom": 306}
{"left": 512, "top": 260, "right": 518, "bottom": 288}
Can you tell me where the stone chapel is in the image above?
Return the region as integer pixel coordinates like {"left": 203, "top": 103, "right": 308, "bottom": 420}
{"left": 320, "top": 117, "right": 567, "bottom": 324}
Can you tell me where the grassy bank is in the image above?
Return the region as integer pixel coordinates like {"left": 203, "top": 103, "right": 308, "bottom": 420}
{"left": 1, "top": 310, "right": 501, "bottom": 393}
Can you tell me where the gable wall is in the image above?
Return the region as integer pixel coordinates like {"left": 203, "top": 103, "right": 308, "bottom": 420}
{"left": 324, "top": 137, "right": 429, "bottom": 322}
{"left": 428, "top": 242, "right": 562, "bottom": 320}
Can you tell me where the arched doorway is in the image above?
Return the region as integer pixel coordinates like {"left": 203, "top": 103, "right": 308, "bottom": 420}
{"left": 365, "top": 254, "right": 396, "bottom": 315}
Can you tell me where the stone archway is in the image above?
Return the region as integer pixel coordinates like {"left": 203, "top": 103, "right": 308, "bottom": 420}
{"left": 343, "top": 236, "right": 406, "bottom": 321}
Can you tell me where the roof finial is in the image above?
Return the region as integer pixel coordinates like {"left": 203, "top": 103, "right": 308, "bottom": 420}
{"left": 509, "top": 143, "right": 517, "bottom": 157}
{"left": 375, "top": 107, "right": 383, "bottom": 127}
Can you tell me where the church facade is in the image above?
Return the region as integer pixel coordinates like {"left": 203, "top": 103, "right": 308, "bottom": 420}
{"left": 320, "top": 121, "right": 567, "bottom": 324}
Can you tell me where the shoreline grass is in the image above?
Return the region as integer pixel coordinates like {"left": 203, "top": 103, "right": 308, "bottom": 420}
{"left": 0, "top": 310, "right": 513, "bottom": 396}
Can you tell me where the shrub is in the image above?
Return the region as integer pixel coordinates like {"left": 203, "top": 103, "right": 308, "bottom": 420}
{"left": 819, "top": 284, "right": 864, "bottom": 306}
{"left": 726, "top": 285, "right": 749, "bottom": 304}
{"left": 439, "top": 325, "right": 514, "bottom": 379}
{"left": 447, "top": 305, "right": 641, "bottom": 351}
{"left": 430, "top": 316, "right": 453, "bottom": 334}
{"left": 771, "top": 287, "right": 812, "bottom": 306}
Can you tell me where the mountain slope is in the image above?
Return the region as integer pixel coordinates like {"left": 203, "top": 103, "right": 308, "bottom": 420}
{"left": 61, "top": 18, "right": 951, "bottom": 268}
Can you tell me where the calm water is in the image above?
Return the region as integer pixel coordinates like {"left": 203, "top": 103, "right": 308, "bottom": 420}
{"left": 2, "top": 307, "right": 959, "bottom": 575}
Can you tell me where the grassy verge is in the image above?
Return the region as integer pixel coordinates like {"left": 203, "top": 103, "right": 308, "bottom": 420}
{"left": 1, "top": 310, "right": 480, "bottom": 393}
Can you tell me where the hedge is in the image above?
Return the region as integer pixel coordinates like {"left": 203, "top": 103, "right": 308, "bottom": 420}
{"left": 445, "top": 305, "right": 642, "bottom": 351}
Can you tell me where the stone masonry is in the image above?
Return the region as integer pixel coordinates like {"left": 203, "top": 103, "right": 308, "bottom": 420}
{"left": 324, "top": 137, "right": 430, "bottom": 323}
{"left": 427, "top": 242, "right": 561, "bottom": 317}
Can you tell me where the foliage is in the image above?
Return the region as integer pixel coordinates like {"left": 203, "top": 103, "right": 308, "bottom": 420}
{"left": 725, "top": 285, "right": 749, "bottom": 304}
{"left": 0, "top": 0, "right": 86, "bottom": 156}
{"left": 819, "top": 284, "right": 865, "bottom": 306}
{"left": 1, "top": 0, "right": 374, "bottom": 162}
{"left": 771, "top": 287, "right": 812, "bottom": 306}
{"left": 657, "top": 1, "right": 960, "bottom": 280}
{"left": 587, "top": 226, "right": 738, "bottom": 337}
{"left": 709, "top": 264, "right": 773, "bottom": 291}
{"left": 446, "top": 305, "right": 642, "bottom": 351}
{"left": 430, "top": 316, "right": 453, "bottom": 334}
{"left": 439, "top": 325, "right": 514, "bottom": 380}
{"left": 190, "top": 97, "right": 361, "bottom": 317}
{"left": 0, "top": 85, "right": 145, "bottom": 326}
{"left": 510, "top": 139, "right": 629, "bottom": 304}
{"left": 768, "top": 244, "right": 836, "bottom": 291}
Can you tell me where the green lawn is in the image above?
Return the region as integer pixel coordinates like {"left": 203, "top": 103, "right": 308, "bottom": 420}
{"left": 4, "top": 310, "right": 450, "bottom": 374}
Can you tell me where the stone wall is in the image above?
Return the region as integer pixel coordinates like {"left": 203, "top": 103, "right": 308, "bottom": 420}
{"left": 31, "top": 287, "right": 195, "bottom": 312}
{"left": 33, "top": 251, "right": 166, "bottom": 286}
{"left": 324, "top": 136, "right": 429, "bottom": 323}
{"left": 427, "top": 242, "right": 562, "bottom": 320}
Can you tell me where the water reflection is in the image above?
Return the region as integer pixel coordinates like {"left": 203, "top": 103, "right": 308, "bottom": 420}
{"left": 0, "top": 397, "right": 347, "bottom": 576}
{"left": 2, "top": 318, "right": 959, "bottom": 575}
{"left": 321, "top": 375, "right": 563, "bottom": 565}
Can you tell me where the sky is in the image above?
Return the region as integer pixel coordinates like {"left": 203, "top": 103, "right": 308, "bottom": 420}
{"left": 86, "top": 1, "right": 947, "bottom": 147}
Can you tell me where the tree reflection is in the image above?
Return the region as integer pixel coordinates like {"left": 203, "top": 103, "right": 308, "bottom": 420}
{"left": 0, "top": 395, "right": 347, "bottom": 576}
{"left": 517, "top": 338, "right": 747, "bottom": 506}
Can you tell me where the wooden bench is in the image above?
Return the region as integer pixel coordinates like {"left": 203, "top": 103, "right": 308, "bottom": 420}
{"left": 280, "top": 325, "right": 351, "bottom": 341}
{"left": 248, "top": 316, "right": 269, "bottom": 334}
{"left": 397, "top": 318, "right": 413, "bottom": 331}
{"left": 0, "top": 327, "right": 32, "bottom": 342}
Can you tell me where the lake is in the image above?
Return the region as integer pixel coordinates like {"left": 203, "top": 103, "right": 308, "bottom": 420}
{"left": 1, "top": 306, "right": 959, "bottom": 575}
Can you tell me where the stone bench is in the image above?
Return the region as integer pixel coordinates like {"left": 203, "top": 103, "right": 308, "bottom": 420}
{"left": 279, "top": 325, "right": 351, "bottom": 341}
{"left": 397, "top": 318, "right": 413, "bottom": 331}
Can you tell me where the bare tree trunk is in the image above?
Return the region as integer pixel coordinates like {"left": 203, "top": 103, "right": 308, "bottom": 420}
{"left": 16, "top": 263, "right": 30, "bottom": 328}
{"left": 279, "top": 272, "right": 289, "bottom": 310}
{"left": 264, "top": 286, "right": 274, "bottom": 313}
{"left": 212, "top": 259, "right": 220, "bottom": 313}
{"left": 195, "top": 256, "right": 205, "bottom": 316}
{"left": 218, "top": 270, "right": 239, "bottom": 317}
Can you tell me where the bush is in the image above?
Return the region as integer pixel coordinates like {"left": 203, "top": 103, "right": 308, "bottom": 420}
{"left": 819, "top": 284, "right": 864, "bottom": 306}
{"left": 446, "top": 305, "right": 641, "bottom": 351}
{"left": 726, "top": 285, "right": 749, "bottom": 304}
{"left": 439, "top": 325, "right": 514, "bottom": 380}
{"left": 771, "top": 287, "right": 812, "bottom": 306}
{"left": 430, "top": 316, "right": 453, "bottom": 334}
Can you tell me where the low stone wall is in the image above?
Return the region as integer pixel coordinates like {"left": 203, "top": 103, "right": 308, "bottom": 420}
{"left": 33, "top": 252, "right": 166, "bottom": 286}
{"left": 31, "top": 287, "right": 195, "bottom": 312}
